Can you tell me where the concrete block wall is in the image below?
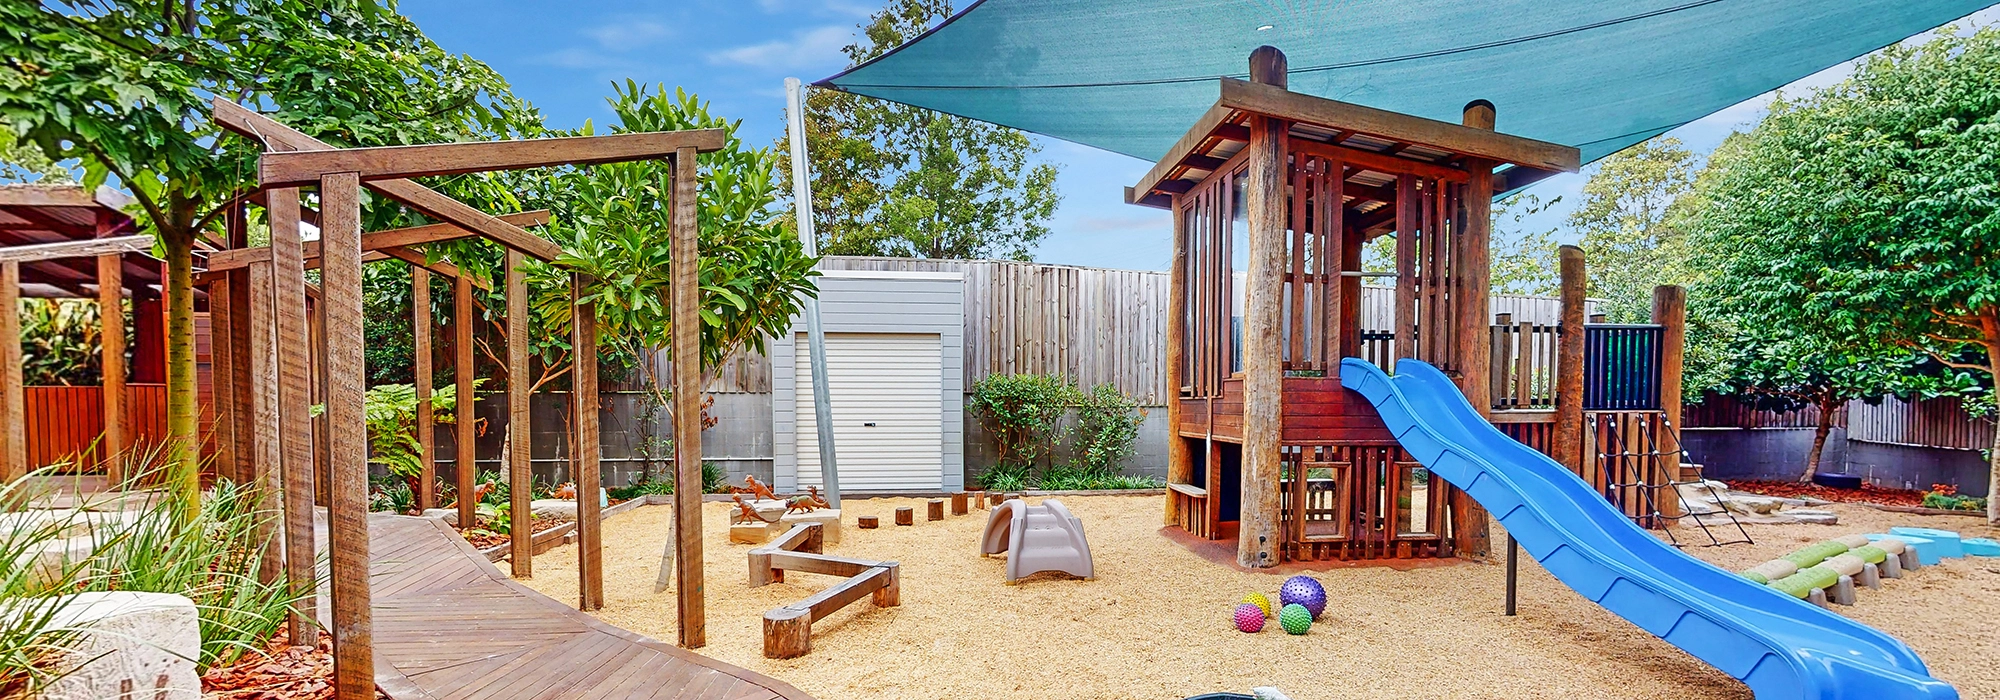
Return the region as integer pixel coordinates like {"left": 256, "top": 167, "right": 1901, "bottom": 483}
{"left": 1680, "top": 426, "right": 1988, "bottom": 496}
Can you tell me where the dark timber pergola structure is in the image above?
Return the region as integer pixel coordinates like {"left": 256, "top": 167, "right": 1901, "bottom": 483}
{"left": 0, "top": 185, "right": 155, "bottom": 479}
{"left": 1131, "top": 48, "right": 1581, "bottom": 567}
{"left": 200, "top": 98, "right": 725, "bottom": 699}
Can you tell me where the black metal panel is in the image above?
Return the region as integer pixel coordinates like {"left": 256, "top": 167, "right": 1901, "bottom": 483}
{"left": 1583, "top": 324, "right": 1663, "bottom": 411}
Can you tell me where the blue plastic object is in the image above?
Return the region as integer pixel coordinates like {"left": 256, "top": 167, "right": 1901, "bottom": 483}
{"left": 1869, "top": 534, "right": 1938, "bottom": 567}
{"left": 1341, "top": 358, "right": 1956, "bottom": 700}
{"left": 1963, "top": 538, "right": 2000, "bottom": 557}
{"left": 1890, "top": 527, "right": 1963, "bottom": 559}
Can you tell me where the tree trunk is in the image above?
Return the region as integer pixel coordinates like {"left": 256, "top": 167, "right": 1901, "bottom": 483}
{"left": 163, "top": 227, "right": 200, "bottom": 523}
{"left": 1800, "top": 394, "right": 1836, "bottom": 484}
{"left": 1985, "top": 324, "right": 2000, "bottom": 525}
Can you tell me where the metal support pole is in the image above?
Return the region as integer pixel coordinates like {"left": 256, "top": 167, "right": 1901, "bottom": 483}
{"left": 785, "top": 76, "right": 840, "bottom": 508}
{"left": 1505, "top": 534, "right": 1519, "bottom": 616}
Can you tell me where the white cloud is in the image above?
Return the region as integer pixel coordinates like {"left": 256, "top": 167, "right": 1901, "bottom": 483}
{"left": 584, "top": 20, "right": 672, "bottom": 52}
{"left": 706, "top": 25, "right": 853, "bottom": 70}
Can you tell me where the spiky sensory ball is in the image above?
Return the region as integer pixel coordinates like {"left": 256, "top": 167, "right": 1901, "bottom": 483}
{"left": 1279, "top": 603, "right": 1313, "bottom": 635}
{"left": 1279, "top": 575, "right": 1328, "bottom": 619}
{"left": 1233, "top": 603, "right": 1266, "bottom": 633}
{"left": 1240, "top": 592, "right": 1274, "bottom": 618}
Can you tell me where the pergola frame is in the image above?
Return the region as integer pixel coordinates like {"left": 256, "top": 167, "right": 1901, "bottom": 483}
{"left": 208, "top": 99, "right": 724, "bottom": 699}
{"left": 1137, "top": 47, "right": 1579, "bottom": 568}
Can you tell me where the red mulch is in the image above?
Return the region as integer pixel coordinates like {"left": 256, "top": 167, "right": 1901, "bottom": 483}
{"left": 460, "top": 516, "right": 568, "bottom": 550}
{"left": 1724, "top": 479, "right": 1929, "bottom": 508}
{"left": 201, "top": 628, "right": 387, "bottom": 700}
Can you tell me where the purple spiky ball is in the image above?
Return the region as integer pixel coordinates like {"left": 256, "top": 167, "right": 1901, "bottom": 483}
{"left": 1279, "top": 575, "right": 1327, "bottom": 619}
{"left": 1233, "top": 603, "right": 1265, "bottom": 633}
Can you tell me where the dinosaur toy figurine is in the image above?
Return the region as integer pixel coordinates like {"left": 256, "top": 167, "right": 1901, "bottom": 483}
{"left": 729, "top": 475, "right": 781, "bottom": 502}
{"left": 731, "top": 494, "right": 775, "bottom": 523}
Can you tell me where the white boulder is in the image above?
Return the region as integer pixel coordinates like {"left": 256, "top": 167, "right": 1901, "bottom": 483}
{"left": 36, "top": 591, "right": 202, "bottom": 700}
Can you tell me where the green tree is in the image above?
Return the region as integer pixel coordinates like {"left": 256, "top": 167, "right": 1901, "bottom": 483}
{"left": 784, "top": 0, "right": 1060, "bottom": 260}
{"left": 1690, "top": 26, "right": 2000, "bottom": 520}
{"left": 0, "top": 129, "right": 70, "bottom": 183}
{"left": 0, "top": 0, "right": 520, "bottom": 520}
{"left": 1706, "top": 330, "right": 1921, "bottom": 481}
{"left": 1569, "top": 136, "right": 1701, "bottom": 322}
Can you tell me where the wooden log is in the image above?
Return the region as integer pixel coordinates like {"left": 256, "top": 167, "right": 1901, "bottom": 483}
{"left": 767, "top": 550, "right": 878, "bottom": 578}
{"left": 507, "top": 251, "right": 532, "bottom": 578}
{"left": 873, "top": 562, "right": 901, "bottom": 608}
{"left": 412, "top": 266, "right": 435, "bottom": 511}
{"left": 1652, "top": 285, "right": 1688, "bottom": 431}
{"left": 927, "top": 498, "right": 945, "bottom": 521}
{"left": 763, "top": 608, "right": 811, "bottom": 659}
{"left": 795, "top": 566, "right": 892, "bottom": 623}
{"left": 857, "top": 515, "right": 879, "bottom": 529}
{"left": 258, "top": 129, "right": 727, "bottom": 188}
{"left": 0, "top": 234, "right": 152, "bottom": 264}
{"left": 1394, "top": 174, "right": 1418, "bottom": 366}
{"left": 1237, "top": 45, "right": 1288, "bottom": 569}
{"left": 1553, "top": 246, "right": 1588, "bottom": 474}
{"left": 1452, "top": 100, "right": 1496, "bottom": 561}
{"left": 453, "top": 274, "right": 476, "bottom": 529}
{"left": 895, "top": 507, "right": 914, "bottom": 526}
{"left": 573, "top": 275, "right": 603, "bottom": 609}
{"left": 975, "top": 491, "right": 988, "bottom": 510}
{"left": 951, "top": 492, "right": 968, "bottom": 515}
{"left": 0, "top": 261, "right": 23, "bottom": 481}
{"left": 267, "top": 187, "right": 318, "bottom": 644}
{"left": 96, "top": 251, "right": 125, "bottom": 477}
{"left": 317, "top": 171, "right": 373, "bottom": 700}
{"left": 1164, "top": 201, "right": 1190, "bottom": 527}
{"left": 669, "top": 146, "right": 705, "bottom": 649}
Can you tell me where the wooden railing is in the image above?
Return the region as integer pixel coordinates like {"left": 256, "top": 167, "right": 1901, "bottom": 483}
{"left": 1489, "top": 317, "right": 1558, "bottom": 410}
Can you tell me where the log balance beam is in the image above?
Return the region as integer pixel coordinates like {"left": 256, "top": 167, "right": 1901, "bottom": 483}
{"left": 749, "top": 523, "right": 901, "bottom": 659}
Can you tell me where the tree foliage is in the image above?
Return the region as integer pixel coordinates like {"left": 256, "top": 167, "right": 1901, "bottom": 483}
{"left": 1689, "top": 26, "right": 2000, "bottom": 516}
{"left": 1569, "top": 136, "right": 1703, "bottom": 322}
{"left": 782, "top": 0, "right": 1060, "bottom": 260}
{"left": 0, "top": 0, "right": 522, "bottom": 520}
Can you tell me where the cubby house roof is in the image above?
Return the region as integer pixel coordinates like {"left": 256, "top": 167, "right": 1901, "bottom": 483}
{"left": 1124, "top": 78, "right": 1580, "bottom": 213}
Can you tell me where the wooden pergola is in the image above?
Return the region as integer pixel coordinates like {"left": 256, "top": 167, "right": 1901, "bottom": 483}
{"left": 1130, "top": 47, "right": 1580, "bottom": 567}
{"left": 201, "top": 98, "right": 725, "bottom": 699}
{"left": 0, "top": 185, "right": 160, "bottom": 481}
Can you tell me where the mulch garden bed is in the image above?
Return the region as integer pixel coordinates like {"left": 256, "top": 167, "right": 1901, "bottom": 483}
{"left": 201, "top": 628, "right": 388, "bottom": 700}
{"left": 460, "top": 517, "right": 569, "bottom": 550}
{"left": 1723, "top": 479, "right": 1929, "bottom": 508}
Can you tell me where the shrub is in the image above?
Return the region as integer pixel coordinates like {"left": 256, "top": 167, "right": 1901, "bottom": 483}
{"left": 1072, "top": 384, "right": 1143, "bottom": 472}
{"left": 978, "top": 463, "right": 1031, "bottom": 492}
{"left": 969, "top": 374, "right": 1080, "bottom": 470}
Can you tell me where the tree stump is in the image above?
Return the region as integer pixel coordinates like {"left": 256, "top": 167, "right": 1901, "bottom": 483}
{"left": 894, "top": 507, "right": 913, "bottom": 526}
{"left": 763, "top": 607, "right": 812, "bottom": 659}
{"left": 974, "top": 491, "right": 987, "bottom": 509}
{"left": 927, "top": 499, "right": 945, "bottom": 521}
{"left": 857, "top": 515, "right": 879, "bottom": 529}
{"left": 950, "top": 492, "right": 968, "bottom": 515}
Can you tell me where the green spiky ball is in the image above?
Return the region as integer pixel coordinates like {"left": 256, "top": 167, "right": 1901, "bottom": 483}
{"left": 1279, "top": 603, "right": 1313, "bottom": 635}
{"left": 1240, "top": 592, "right": 1274, "bottom": 618}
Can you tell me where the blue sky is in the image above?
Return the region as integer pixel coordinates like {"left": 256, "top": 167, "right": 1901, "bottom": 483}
{"left": 398, "top": 1, "right": 1998, "bottom": 272}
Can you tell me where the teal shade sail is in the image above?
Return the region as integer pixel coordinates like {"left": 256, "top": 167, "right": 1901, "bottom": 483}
{"left": 821, "top": 0, "right": 1992, "bottom": 166}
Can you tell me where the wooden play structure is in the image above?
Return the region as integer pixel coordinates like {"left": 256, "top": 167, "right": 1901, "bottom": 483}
{"left": 750, "top": 522, "right": 901, "bottom": 659}
{"left": 1133, "top": 48, "right": 1700, "bottom": 567}
{"left": 189, "top": 99, "right": 726, "bottom": 699}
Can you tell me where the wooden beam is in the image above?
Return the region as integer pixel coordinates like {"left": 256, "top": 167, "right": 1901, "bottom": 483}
{"left": 203, "top": 211, "right": 548, "bottom": 273}
{"left": 1237, "top": 46, "right": 1286, "bottom": 569}
{"left": 453, "top": 274, "right": 476, "bottom": 529}
{"left": 1289, "top": 140, "right": 1469, "bottom": 184}
{"left": 211, "top": 99, "right": 564, "bottom": 262}
{"left": 1553, "top": 245, "right": 1588, "bottom": 475}
{"left": 258, "top": 130, "right": 727, "bottom": 189}
{"left": 0, "top": 235, "right": 152, "bottom": 264}
{"left": 268, "top": 187, "right": 319, "bottom": 644}
{"left": 573, "top": 273, "right": 603, "bottom": 609}
{"left": 1129, "top": 104, "right": 1236, "bottom": 204}
{"left": 507, "top": 250, "right": 532, "bottom": 578}
{"left": 0, "top": 261, "right": 22, "bottom": 480}
{"left": 246, "top": 261, "right": 284, "bottom": 584}
{"left": 1218, "top": 78, "right": 1580, "bottom": 173}
{"left": 374, "top": 246, "right": 490, "bottom": 291}
{"left": 97, "top": 251, "right": 125, "bottom": 478}
{"left": 318, "top": 171, "right": 373, "bottom": 700}
{"left": 671, "top": 146, "right": 706, "bottom": 647}
{"left": 413, "top": 266, "right": 435, "bottom": 512}
{"left": 0, "top": 184, "right": 133, "bottom": 210}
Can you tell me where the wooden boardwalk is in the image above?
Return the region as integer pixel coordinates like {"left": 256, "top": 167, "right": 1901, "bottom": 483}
{"left": 360, "top": 514, "right": 813, "bottom": 700}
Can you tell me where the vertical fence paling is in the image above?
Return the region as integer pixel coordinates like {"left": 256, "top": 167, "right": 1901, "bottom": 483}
{"left": 24, "top": 383, "right": 171, "bottom": 470}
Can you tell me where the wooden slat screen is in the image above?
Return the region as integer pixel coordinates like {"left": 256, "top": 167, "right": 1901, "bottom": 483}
{"left": 24, "top": 383, "right": 172, "bottom": 471}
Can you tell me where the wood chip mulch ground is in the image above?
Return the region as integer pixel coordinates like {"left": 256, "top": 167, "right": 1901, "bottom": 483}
{"left": 200, "top": 628, "right": 387, "bottom": 700}
{"left": 1724, "top": 479, "right": 1930, "bottom": 508}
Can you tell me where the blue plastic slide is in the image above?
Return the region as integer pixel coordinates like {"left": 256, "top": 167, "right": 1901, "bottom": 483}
{"left": 1340, "top": 358, "right": 1956, "bottom": 700}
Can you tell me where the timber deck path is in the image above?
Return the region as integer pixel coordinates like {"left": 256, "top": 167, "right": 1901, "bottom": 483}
{"left": 356, "top": 513, "right": 814, "bottom": 700}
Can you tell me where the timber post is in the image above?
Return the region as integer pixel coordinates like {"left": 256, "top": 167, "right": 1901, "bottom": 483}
{"left": 413, "top": 266, "right": 435, "bottom": 512}
{"left": 1164, "top": 202, "right": 1189, "bottom": 527}
{"left": 1453, "top": 99, "right": 1497, "bottom": 560}
{"left": 573, "top": 273, "right": 604, "bottom": 609}
{"left": 245, "top": 261, "right": 283, "bottom": 584}
{"left": 267, "top": 186, "right": 319, "bottom": 644}
{"left": 670, "top": 145, "right": 706, "bottom": 647}
{"left": 1237, "top": 45, "right": 1288, "bottom": 569}
{"left": 507, "top": 250, "right": 533, "bottom": 577}
{"left": 319, "top": 171, "right": 374, "bottom": 700}
{"left": 453, "top": 274, "right": 476, "bottom": 529}
{"left": 96, "top": 248, "right": 125, "bottom": 478}
{"left": 1553, "top": 245, "right": 1588, "bottom": 474}
{"left": 0, "top": 261, "right": 21, "bottom": 481}
{"left": 1652, "top": 285, "right": 1687, "bottom": 433}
